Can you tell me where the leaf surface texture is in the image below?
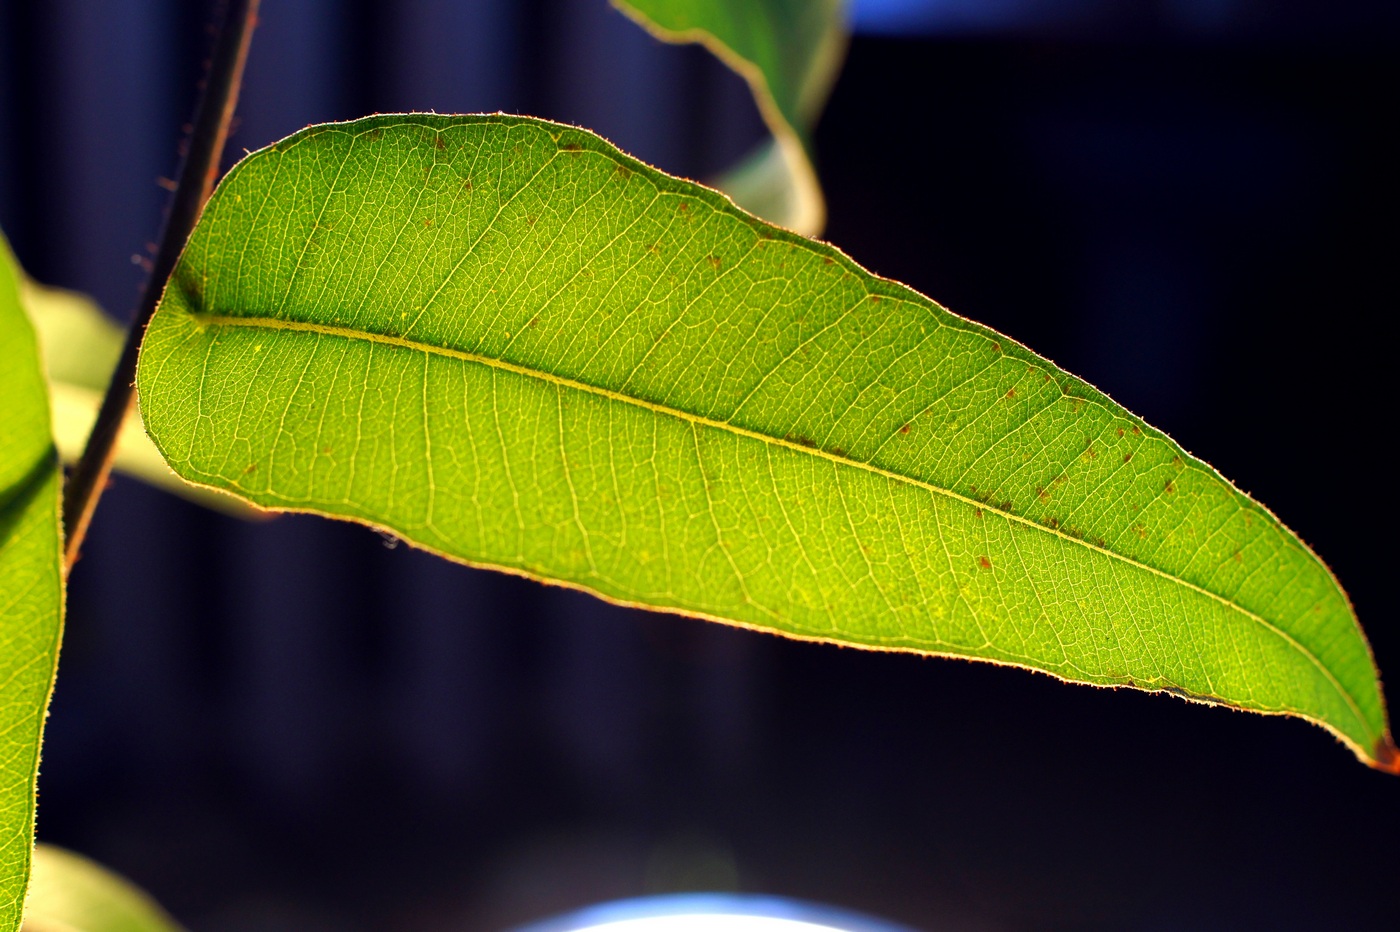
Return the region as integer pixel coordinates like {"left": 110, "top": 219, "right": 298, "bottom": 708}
{"left": 136, "top": 116, "right": 1393, "bottom": 768}
{"left": 0, "top": 236, "right": 64, "bottom": 929}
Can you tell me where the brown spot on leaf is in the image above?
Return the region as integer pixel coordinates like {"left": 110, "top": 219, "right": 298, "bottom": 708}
{"left": 1037, "top": 486, "right": 1049, "bottom": 501}
{"left": 1047, "top": 517, "right": 1061, "bottom": 529}
{"left": 1123, "top": 453, "right": 1133, "bottom": 463}
{"left": 434, "top": 135, "right": 446, "bottom": 151}
{"left": 1164, "top": 480, "right": 1176, "bottom": 494}
{"left": 1005, "top": 388, "right": 1017, "bottom": 399}
{"left": 1173, "top": 455, "right": 1183, "bottom": 469}
{"left": 462, "top": 178, "right": 473, "bottom": 191}
{"left": 1116, "top": 427, "right": 1124, "bottom": 437}
{"left": 707, "top": 255, "right": 721, "bottom": 270}
{"left": 870, "top": 295, "right": 882, "bottom": 303}
{"left": 974, "top": 508, "right": 983, "bottom": 519}
{"left": 823, "top": 256, "right": 834, "bottom": 265}
{"left": 614, "top": 163, "right": 632, "bottom": 178}
{"left": 899, "top": 424, "right": 910, "bottom": 435}
{"left": 561, "top": 142, "right": 583, "bottom": 153}
{"left": 1132, "top": 426, "right": 1142, "bottom": 436}
{"left": 243, "top": 463, "right": 257, "bottom": 475}
{"left": 1133, "top": 523, "right": 1146, "bottom": 539}
{"left": 991, "top": 341, "right": 1002, "bottom": 353}
{"left": 1233, "top": 550, "right": 1243, "bottom": 563}
{"left": 978, "top": 556, "right": 992, "bottom": 570}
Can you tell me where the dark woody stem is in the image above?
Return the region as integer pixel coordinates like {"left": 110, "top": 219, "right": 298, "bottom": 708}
{"left": 61, "top": 0, "right": 260, "bottom": 569}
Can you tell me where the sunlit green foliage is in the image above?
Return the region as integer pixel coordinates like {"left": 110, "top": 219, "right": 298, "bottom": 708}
{"left": 0, "top": 237, "right": 64, "bottom": 928}
{"left": 136, "top": 114, "right": 1394, "bottom": 769}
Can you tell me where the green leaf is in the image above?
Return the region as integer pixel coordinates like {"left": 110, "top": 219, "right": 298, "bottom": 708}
{"left": 22, "top": 845, "right": 184, "bottom": 932}
{"left": 20, "top": 279, "right": 258, "bottom": 518}
{"left": 136, "top": 115, "right": 1395, "bottom": 770}
{"left": 0, "top": 235, "right": 64, "bottom": 929}
{"left": 613, "top": 0, "right": 847, "bottom": 235}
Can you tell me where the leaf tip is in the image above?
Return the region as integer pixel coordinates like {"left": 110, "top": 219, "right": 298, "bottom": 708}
{"left": 1371, "top": 733, "right": 1400, "bottom": 775}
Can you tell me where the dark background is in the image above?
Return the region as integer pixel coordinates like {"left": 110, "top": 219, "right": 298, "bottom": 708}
{"left": 2, "top": 1, "right": 1397, "bottom": 929}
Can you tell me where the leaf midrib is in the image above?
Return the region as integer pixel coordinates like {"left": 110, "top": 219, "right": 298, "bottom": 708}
{"left": 186, "top": 309, "right": 1369, "bottom": 737}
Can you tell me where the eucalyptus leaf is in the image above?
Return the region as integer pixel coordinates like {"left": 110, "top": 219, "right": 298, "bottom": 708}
{"left": 136, "top": 115, "right": 1395, "bottom": 770}
{"left": 0, "top": 235, "right": 64, "bottom": 930}
{"left": 614, "top": 0, "right": 846, "bottom": 235}
{"left": 22, "top": 845, "right": 183, "bottom": 932}
{"left": 20, "top": 279, "right": 258, "bottom": 517}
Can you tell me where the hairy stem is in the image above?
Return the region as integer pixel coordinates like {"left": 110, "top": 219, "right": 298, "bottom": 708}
{"left": 61, "top": 0, "right": 259, "bottom": 568}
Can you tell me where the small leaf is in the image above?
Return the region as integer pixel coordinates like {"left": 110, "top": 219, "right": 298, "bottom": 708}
{"left": 20, "top": 279, "right": 259, "bottom": 518}
{"left": 136, "top": 115, "right": 1395, "bottom": 770}
{"left": 22, "top": 845, "right": 184, "bottom": 932}
{"left": 0, "top": 234, "right": 64, "bottom": 930}
{"left": 613, "top": 0, "right": 846, "bottom": 235}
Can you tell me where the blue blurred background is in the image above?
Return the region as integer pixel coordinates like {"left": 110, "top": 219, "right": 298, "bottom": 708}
{"left": 1, "top": 0, "right": 1397, "bottom": 928}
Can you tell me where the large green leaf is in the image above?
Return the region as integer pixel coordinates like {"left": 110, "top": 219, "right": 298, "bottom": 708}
{"left": 0, "top": 236, "right": 65, "bottom": 929}
{"left": 613, "top": 0, "right": 846, "bottom": 235}
{"left": 136, "top": 115, "right": 1395, "bottom": 770}
{"left": 22, "top": 845, "right": 183, "bottom": 932}
{"left": 20, "top": 279, "right": 258, "bottom": 517}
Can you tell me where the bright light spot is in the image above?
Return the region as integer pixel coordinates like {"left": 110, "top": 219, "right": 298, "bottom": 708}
{"left": 557, "top": 917, "right": 856, "bottom": 932}
{"left": 510, "top": 894, "right": 913, "bottom": 932}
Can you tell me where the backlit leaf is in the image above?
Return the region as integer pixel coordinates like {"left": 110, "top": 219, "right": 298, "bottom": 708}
{"left": 136, "top": 115, "right": 1394, "bottom": 770}
{"left": 0, "top": 234, "right": 64, "bottom": 929}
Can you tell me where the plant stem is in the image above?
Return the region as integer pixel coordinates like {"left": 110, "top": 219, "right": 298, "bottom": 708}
{"left": 61, "top": 0, "right": 259, "bottom": 569}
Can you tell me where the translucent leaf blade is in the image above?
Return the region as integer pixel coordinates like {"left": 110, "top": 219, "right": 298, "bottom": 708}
{"left": 135, "top": 115, "right": 1394, "bottom": 770}
{"left": 0, "top": 235, "right": 64, "bottom": 929}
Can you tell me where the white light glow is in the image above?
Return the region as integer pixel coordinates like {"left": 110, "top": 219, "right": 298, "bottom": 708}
{"left": 558, "top": 917, "right": 856, "bottom": 932}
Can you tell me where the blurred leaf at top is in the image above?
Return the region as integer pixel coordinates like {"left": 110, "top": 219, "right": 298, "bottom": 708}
{"left": 613, "top": 0, "right": 847, "bottom": 236}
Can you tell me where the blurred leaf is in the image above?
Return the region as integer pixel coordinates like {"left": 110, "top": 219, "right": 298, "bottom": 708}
{"left": 137, "top": 115, "right": 1394, "bottom": 770}
{"left": 21, "top": 280, "right": 259, "bottom": 518}
{"left": 0, "top": 235, "right": 64, "bottom": 930}
{"left": 22, "top": 845, "right": 183, "bottom": 932}
{"left": 614, "top": 0, "right": 847, "bottom": 235}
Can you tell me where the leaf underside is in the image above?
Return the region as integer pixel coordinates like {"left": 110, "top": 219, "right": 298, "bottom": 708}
{"left": 0, "top": 236, "right": 64, "bottom": 929}
{"left": 136, "top": 115, "right": 1393, "bottom": 770}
